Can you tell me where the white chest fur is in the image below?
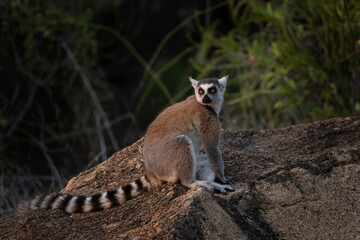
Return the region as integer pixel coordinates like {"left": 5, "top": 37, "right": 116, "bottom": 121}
{"left": 189, "top": 124, "right": 203, "bottom": 155}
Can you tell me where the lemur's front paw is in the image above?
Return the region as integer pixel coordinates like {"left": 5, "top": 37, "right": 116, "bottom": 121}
{"left": 222, "top": 176, "right": 234, "bottom": 184}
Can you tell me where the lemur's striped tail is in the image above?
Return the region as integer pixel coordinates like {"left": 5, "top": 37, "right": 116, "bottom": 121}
{"left": 16, "top": 175, "right": 155, "bottom": 214}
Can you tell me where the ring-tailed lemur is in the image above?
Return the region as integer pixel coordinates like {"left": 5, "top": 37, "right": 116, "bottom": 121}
{"left": 16, "top": 76, "right": 234, "bottom": 214}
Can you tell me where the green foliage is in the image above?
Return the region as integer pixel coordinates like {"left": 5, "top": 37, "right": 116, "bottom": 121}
{"left": 187, "top": 0, "right": 360, "bottom": 128}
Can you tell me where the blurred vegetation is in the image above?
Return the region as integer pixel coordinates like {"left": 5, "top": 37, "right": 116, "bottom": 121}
{"left": 190, "top": 0, "right": 360, "bottom": 129}
{"left": 0, "top": 0, "right": 359, "bottom": 216}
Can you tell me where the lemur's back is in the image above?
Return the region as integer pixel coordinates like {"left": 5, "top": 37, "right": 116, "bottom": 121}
{"left": 144, "top": 95, "right": 215, "bottom": 145}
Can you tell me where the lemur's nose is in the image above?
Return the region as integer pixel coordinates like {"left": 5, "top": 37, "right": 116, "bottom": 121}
{"left": 202, "top": 94, "right": 212, "bottom": 103}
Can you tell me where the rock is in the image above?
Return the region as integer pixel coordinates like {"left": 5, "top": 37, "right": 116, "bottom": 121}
{"left": 1, "top": 117, "right": 359, "bottom": 239}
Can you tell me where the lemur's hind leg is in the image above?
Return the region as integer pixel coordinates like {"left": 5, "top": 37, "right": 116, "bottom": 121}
{"left": 196, "top": 154, "right": 234, "bottom": 193}
{"left": 161, "top": 135, "right": 215, "bottom": 191}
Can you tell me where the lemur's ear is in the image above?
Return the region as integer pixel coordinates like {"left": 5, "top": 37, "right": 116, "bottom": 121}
{"left": 189, "top": 77, "right": 199, "bottom": 88}
{"left": 218, "top": 75, "right": 228, "bottom": 86}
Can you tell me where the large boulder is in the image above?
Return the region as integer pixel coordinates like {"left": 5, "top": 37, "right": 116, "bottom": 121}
{"left": 1, "top": 117, "right": 359, "bottom": 239}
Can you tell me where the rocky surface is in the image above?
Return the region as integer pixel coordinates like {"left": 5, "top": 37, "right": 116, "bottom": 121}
{"left": 1, "top": 117, "right": 359, "bottom": 239}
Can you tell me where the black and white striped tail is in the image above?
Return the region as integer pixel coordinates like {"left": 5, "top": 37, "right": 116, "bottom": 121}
{"left": 17, "top": 176, "right": 151, "bottom": 214}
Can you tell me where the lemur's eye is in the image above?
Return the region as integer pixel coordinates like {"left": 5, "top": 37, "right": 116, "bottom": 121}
{"left": 199, "top": 88, "right": 204, "bottom": 95}
{"left": 209, "top": 88, "right": 216, "bottom": 94}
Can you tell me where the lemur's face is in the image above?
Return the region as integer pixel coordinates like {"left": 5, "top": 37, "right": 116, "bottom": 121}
{"left": 190, "top": 76, "right": 228, "bottom": 106}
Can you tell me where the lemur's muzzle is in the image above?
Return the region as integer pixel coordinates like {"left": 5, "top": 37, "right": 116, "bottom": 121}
{"left": 202, "top": 94, "right": 212, "bottom": 103}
